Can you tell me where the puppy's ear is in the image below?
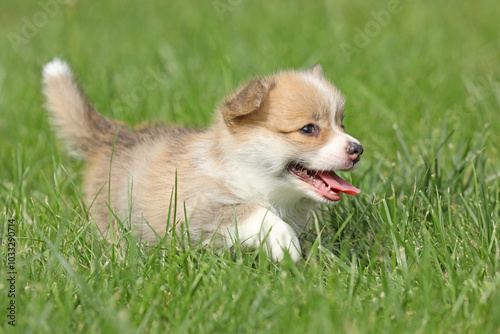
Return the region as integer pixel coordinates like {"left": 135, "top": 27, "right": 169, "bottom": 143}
{"left": 221, "top": 78, "right": 274, "bottom": 127}
{"left": 306, "top": 64, "right": 323, "bottom": 78}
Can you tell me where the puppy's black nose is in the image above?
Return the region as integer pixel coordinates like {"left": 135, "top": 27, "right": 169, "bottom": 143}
{"left": 347, "top": 142, "right": 363, "bottom": 162}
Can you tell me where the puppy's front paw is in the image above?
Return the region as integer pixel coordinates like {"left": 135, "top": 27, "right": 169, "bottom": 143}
{"left": 229, "top": 207, "right": 302, "bottom": 263}
{"left": 265, "top": 223, "right": 302, "bottom": 263}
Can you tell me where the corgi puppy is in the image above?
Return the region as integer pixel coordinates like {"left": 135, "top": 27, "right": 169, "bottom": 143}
{"left": 42, "top": 59, "right": 363, "bottom": 262}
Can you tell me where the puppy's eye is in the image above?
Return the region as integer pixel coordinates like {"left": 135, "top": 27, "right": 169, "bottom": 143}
{"left": 299, "top": 124, "right": 319, "bottom": 136}
{"left": 341, "top": 124, "right": 345, "bottom": 130}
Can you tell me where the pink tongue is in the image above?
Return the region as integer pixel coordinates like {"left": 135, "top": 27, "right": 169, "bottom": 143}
{"left": 318, "top": 171, "right": 361, "bottom": 195}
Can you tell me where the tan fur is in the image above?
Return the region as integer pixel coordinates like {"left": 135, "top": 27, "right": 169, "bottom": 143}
{"left": 42, "top": 59, "right": 363, "bottom": 262}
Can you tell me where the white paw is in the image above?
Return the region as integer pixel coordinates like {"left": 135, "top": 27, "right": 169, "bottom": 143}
{"left": 267, "top": 236, "right": 301, "bottom": 262}
{"left": 226, "top": 207, "right": 302, "bottom": 263}
{"left": 264, "top": 220, "right": 302, "bottom": 263}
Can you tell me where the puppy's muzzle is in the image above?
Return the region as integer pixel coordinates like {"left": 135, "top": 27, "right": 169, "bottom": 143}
{"left": 347, "top": 142, "right": 364, "bottom": 163}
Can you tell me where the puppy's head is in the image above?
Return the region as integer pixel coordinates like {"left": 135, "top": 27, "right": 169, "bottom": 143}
{"left": 219, "top": 65, "right": 363, "bottom": 204}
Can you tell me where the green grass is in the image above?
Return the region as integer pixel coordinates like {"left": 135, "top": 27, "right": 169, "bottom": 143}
{"left": 1, "top": 0, "right": 500, "bottom": 333}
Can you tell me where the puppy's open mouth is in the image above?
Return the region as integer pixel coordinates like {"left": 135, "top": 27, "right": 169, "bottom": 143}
{"left": 288, "top": 164, "right": 360, "bottom": 202}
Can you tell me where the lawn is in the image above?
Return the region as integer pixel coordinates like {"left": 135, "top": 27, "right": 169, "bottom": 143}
{"left": 1, "top": 0, "right": 499, "bottom": 333}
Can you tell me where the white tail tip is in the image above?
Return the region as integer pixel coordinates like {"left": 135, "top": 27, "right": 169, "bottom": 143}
{"left": 42, "top": 58, "right": 72, "bottom": 82}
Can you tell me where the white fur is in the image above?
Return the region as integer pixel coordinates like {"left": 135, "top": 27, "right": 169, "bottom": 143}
{"left": 307, "top": 132, "right": 361, "bottom": 172}
{"left": 224, "top": 207, "right": 302, "bottom": 262}
{"left": 300, "top": 72, "right": 331, "bottom": 100}
{"left": 300, "top": 72, "right": 341, "bottom": 118}
{"left": 42, "top": 58, "right": 72, "bottom": 82}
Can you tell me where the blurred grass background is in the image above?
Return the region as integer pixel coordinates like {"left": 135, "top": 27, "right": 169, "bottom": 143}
{"left": 0, "top": 0, "right": 499, "bottom": 333}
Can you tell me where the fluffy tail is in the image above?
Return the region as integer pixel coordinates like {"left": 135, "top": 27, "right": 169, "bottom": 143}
{"left": 42, "top": 58, "right": 125, "bottom": 159}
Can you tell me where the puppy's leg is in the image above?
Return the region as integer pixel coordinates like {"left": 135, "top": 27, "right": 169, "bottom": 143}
{"left": 225, "top": 206, "right": 302, "bottom": 262}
